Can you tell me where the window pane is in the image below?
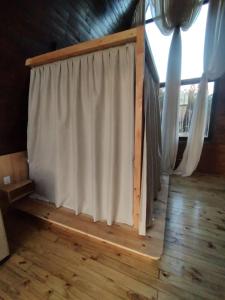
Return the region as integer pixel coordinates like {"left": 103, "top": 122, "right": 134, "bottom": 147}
{"left": 145, "top": 6, "right": 152, "bottom": 20}
{"left": 181, "top": 5, "right": 208, "bottom": 80}
{"left": 159, "top": 82, "right": 214, "bottom": 137}
{"left": 145, "top": 4, "right": 208, "bottom": 82}
{"left": 145, "top": 23, "right": 171, "bottom": 82}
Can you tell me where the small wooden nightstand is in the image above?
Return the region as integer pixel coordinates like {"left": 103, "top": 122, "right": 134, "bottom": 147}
{"left": 0, "top": 180, "right": 34, "bottom": 212}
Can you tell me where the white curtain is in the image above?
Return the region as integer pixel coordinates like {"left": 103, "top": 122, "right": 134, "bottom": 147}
{"left": 176, "top": 0, "right": 225, "bottom": 176}
{"left": 150, "top": 0, "right": 203, "bottom": 35}
{"left": 149, "top": 0, "right": 203, "bottom": 174}
{"left": 28, "top": 43, "right": 135, "bottom": 226}
{"left": 161, "top": 27, "right": 181, "bottom": 174}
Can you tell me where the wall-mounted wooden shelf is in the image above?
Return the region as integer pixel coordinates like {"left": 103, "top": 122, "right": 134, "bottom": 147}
{"left": 0, "top": 180, "right": 34, "bottom": 212}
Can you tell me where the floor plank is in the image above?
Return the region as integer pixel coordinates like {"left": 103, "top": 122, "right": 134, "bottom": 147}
{"left": 12, "top": 175, "right": 169, "bottom": 260}
{"left": 1, "top": 173, "right": 225, "bottom": 299}
{"left": 159, "top": 174, "right": 225, "bottom": 300}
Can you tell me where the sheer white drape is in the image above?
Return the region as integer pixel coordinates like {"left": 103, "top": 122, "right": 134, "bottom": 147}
{"left": 149, "top": 0, "right": 203, "bottom": 174}
{"left": 149, "top": 0, "right": 203, "bottom": 35}
{"left": 28, "top": 44, "right": 135, "bottom": 226}
{"left": 176, "top": 0, "right": 225, "bottom": 176}
{"left": 161, "top": 27, "right": 181, "bottom": 174}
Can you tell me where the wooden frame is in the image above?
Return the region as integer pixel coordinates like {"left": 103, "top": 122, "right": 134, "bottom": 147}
{"left": 25, "top": 26, "right": 145, "bottom": 232}
{"left": 26, "top": 28, "right": 138, "bottom": 67}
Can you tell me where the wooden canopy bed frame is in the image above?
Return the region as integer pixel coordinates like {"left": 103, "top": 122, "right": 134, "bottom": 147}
{"left": 25, "top": 26, "right": 145, "bottom": 232}
{"left": 9, "top": 25, "right": 169, "bottom": 260}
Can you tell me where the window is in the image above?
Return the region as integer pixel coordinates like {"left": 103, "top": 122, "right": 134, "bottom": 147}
{"left": 145, "top": 3, "right": 215, "bottom": 138}
{"left": 159, "top": 82, "right": 214, "bottom": 138}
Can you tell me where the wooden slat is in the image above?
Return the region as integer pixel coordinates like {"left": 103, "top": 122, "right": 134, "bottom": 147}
{"left": 133, "top": 26, "right": 145, "bottom": 230}
{"left": 25, "top": 28, "right": 138, "bottom": 67}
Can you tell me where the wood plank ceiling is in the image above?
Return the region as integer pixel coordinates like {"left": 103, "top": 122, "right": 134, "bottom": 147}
{"left": 0, "top": 0, "right": 137, "bottom": 155}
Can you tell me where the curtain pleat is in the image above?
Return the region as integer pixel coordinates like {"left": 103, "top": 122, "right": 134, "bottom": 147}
{"left": 132, "top": 0, "right": 150, "bottom": 27}
{"left": 149, "top": 0, "right": 203, "bottom": 35}
{"left": 28, "top": 43, "right": 135, "bottom": 226}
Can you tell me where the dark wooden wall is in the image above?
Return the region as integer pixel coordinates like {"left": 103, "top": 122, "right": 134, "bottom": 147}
{"left": 197, "top": 74, "right": 225, "bottom": 174}
{"left": 0, "top": 0, "right": 137, "bottom": 155}
{"left": 177, "top": 74, "right": 225, "bottom": 175}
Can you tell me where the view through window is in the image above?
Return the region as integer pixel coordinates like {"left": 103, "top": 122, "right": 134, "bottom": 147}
{"left": 146, "top": 4, "right": 214, "bottom": 137}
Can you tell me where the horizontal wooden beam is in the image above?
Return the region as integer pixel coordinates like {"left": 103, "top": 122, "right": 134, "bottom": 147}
{"left": 25, "top": 28, "right": 138, "bottom": 67}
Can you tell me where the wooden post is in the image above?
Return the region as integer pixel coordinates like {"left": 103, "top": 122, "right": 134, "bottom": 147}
{"left": 133, "top": 26, "right": 145, "bottom": 231}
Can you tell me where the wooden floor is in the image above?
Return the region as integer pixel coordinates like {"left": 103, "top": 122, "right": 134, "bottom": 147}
{"left": 1, "top": 173, "right": 225, "bottom": 299}
{"left": 12, "top": 175, "right": 169, "bottom": 260}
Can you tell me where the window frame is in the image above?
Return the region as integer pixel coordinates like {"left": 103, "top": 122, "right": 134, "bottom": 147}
{"left": 159, "top": 78, "right": 216, "bottom": 142}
